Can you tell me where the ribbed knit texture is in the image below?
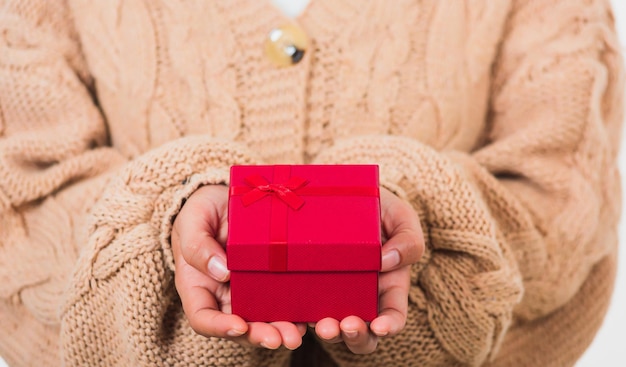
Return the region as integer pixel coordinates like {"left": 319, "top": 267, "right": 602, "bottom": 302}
{"left": 0, "top": 0, "right": 623, "bottom": 366}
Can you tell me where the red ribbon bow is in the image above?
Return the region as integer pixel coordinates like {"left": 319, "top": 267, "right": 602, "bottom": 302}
{"left": 241, "top": 174, "right": 308, "bottom": 210}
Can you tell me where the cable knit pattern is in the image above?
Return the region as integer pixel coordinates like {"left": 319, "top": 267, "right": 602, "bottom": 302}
{"left": 0, "top": 0, "right": 623, "bottom": 366}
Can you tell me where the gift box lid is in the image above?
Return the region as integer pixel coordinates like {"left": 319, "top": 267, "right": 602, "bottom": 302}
{"left": 227, "top": 165, "right": 381, "bottom": 272}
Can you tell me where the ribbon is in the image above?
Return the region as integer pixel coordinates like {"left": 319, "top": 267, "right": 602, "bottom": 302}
{"left": 230, "top": 166, "right": 379, "bottom": 272}
{"left": 241, "top": 174, "right": 308, "bottom": 210}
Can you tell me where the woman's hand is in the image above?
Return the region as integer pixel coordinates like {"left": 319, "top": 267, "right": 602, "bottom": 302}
{"left": 172, "top": 184, "right": 423, "bottom": 354}
{"left": 171, "top": 185, "right": 306, "bottom": 350}
{"left": 313, "top": 187, "right": 424, "bottom": 354}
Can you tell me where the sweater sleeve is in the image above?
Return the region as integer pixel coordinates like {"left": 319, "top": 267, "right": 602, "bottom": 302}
{"left": 0, "top": 0, "right": 128, "bottom": 320}
{"left": 0, "top": 2, "right": 282, "bottom": 366}
{"left": 312, "top": 0, "right": 624, "bottom": 366}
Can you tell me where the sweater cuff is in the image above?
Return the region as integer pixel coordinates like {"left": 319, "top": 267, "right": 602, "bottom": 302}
{"left": 62, "top": 136, "right": 259, "bottom": 313}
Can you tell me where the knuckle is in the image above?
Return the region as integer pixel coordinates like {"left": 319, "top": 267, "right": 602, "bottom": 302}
{"left": 405, "top": 231, "right": 424, "bottom": 263}
{"left": 182, "top": 239, "right": 205, "bottom": 263}
{"left": 409, "top": 234, "right": 421, "bottom": 253}
{"left": 188, "top": 311, "right": 216, "bottom": 338}
{"left": 185, "top": 309, "right": 203, "bottom": 333}
{"left": 187, "top": 316, "right": 202, "bottom": 333}
{"left": 397, "top": 233, "right": 420, "bottom": 264}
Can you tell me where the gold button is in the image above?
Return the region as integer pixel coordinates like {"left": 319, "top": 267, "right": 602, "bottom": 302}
{"left": 264, "top": 23, "right": 309, "bottom": 67}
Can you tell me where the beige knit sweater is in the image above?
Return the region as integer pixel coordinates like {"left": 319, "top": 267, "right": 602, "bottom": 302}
{"left": 0, "top": 0, "right": 623, "bottom": 366}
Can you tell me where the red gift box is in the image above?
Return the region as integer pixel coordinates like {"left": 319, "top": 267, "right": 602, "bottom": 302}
{"left": 227, "top": 165, "right": 381, "bottom": 322}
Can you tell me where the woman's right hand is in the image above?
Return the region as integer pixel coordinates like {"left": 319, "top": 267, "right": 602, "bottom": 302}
{"left": 171, "top": 184, "right": 306, "bottom": 350}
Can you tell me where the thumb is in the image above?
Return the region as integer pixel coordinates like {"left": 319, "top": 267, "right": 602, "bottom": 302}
{"left": 172, "top": 185, "right": 231, "bottom": 282}
{"left": 379, "top": 188, "right": 424, "bottom": 272}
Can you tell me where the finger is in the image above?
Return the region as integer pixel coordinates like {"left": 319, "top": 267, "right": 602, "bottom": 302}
{"left": 381, "top": 231, "right": 423, "bottom": 272}
{"left": 315, "top": 318, "right": 343, "bottom": 343}
{"left": 340, "top": 316, "right": 378, "bottom": 354}
{"left": 245, "top": 322, "right": 283, "bottom": 349}
{"left": 270, "top": 321, "right": 305, "bottom": 350}
{"left": 189, "top": 308, "right": 250, "bottom": 340}
{"left": 370, "top": 267, "right": 410, "bottom": 337}
{"left": 177, "top": 279, "right": 248, "bottom": 338}
{"left": 174, "top": 228, "right": 229, "bottom": 282}
{"left": 173, "top": 244, "right": 248, "bottom": 339}
{"left": 379, "top": 189, "right": 424, "bottom": 272}
{"left": 296, "top": 323, "right": 308, "bottom": 337}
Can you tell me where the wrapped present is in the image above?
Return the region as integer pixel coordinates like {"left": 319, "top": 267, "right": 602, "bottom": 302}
{"left": 227, "top": 165, "right": 381, "bottom": 322}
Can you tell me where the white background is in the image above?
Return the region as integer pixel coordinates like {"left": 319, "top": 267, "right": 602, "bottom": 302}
{"left": 577, "top": 1, "right": 626, "bottom": 366}
{"left": 1, "top": 2, "right": 626, "bottom": 366}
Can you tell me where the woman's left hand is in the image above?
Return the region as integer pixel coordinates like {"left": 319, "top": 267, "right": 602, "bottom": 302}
{"left": 313, "top": 187, "right": 424, "bottom": 354}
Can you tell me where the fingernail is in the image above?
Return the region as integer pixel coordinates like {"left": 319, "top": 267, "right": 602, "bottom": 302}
{"left": 208, "top": 256, "right": 229, "bottom": 281}
{"left": 381, "top": 249, "right": 400, "bottom": 270}
{"left": 260, "top": 342, "right": 277, "bottom": 350}
{"left": 226, "top": 328, "right": 245, "bottom": 337}
{"left": 344, "top": 330, "right": 358, "bottom": 339}
{"left": 286, "top": 339, "right": 303, "bottom": 351}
